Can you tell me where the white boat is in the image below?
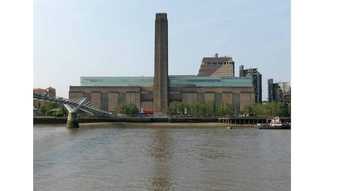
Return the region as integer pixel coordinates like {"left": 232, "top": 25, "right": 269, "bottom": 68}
{"left": 269, "top": 116, "right": 283, "bottom": 127}
{"left": 259, "top": 116, "right": 290, "bottom": 129}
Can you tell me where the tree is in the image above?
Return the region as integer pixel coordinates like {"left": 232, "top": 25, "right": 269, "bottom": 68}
{"left": 279, "top": 103, "right": 290, "bottom": 117}
{"left": 39, "top": 102, "right": 60, "bottom": 115}
{"left": 168, "top": 102, "right": 234, "bottom": 117}
{"left": 121, "top": 104, "right": 139, "bottom": 115}
{"left": 111, "top": 106, "right": 118, "bottom": 116}
{"left": 46, "top": 107, "right": 66, "bottom": 117}
{"left": 169, "top": 101, "right": 181, "bottom": 115}
{"left": 265, "top": 102, "right": 283, "bottom": 116}
{"left": 245, "top": 102, "right": 290, "bottom": 117}
{"left": 218, "top": 104, "right": 233, "bottom": 116}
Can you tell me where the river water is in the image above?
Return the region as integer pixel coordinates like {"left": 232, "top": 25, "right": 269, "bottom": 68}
{"left": 34, "top": 123, "right": 290, "bottom": 191}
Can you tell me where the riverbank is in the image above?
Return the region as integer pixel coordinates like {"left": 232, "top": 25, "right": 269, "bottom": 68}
{"left": 34, "top": 122, "right": 292, "bottom": 129}
{"left": 34, "top": 116, "right": 290, "bottom": 124}
{"left": 34, "top": 122, "right": 259, "bottom": 128}
{"left": 33, "top": 116, "right": 219, "bottom": 123}
{"left": 117, "top": 123, "right": 264, "bottom": 129}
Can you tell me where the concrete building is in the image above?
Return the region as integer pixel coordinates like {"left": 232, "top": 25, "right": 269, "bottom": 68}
{"left": 197, "top": 54, "right": 235, "bottom": 77}
{"left": 69, "top": 13, "right": 255, "bottom": 115}
{"left": 268, "top": 79, "right": 291, "bottom": 104}
{"left": 239, "top": 65, "right": 262, "bottom": 103}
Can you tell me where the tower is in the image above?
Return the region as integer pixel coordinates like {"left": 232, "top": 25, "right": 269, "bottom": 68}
{"left": 153, "top": 13, "right": 168, "bottom": 114}
{"left": 268, "top": 79, "right": 274, "bottom": 102}
{"left": 239, "top": 65, "right": 245, "bottom": 77}
{"left": 240, "top": 66, "right": 262, "bottom": 103}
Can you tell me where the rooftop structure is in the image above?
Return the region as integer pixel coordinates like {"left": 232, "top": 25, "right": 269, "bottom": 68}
{"left": 80, "top": 76, "right": 253, "bottom": 88}
{"left": 197, "top": 53, "right": 235, "bottom": 77}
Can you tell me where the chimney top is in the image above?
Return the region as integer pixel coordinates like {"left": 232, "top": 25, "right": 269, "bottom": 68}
{"left": 156, "top": 13, "right": 167, "bottom": 19}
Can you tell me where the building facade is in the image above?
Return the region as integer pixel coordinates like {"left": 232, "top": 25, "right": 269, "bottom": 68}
{"left": 70, "top": 76, "right": 255, "bottom": 114}
{"left": 69, "top": 13, "right": 255, "bottom": 115}
{"left": 239, "top": 65, "right": 262, "bottom": 103}
{"left": 197, "top": 54, "right": 235, "bottom": 77}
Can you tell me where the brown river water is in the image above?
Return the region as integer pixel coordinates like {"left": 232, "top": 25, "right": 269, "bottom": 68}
{"left": 34, "top": 123, "right": 290, "bottom": 191}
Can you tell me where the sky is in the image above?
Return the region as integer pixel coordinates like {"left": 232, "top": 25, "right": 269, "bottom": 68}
{"left": 34, "top": 0, "right": 290, "bottom": 100}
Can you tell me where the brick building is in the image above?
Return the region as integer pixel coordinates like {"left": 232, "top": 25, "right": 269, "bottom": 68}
{"left": 197, "top": 54, "right": 235, "bottom": 77}
{"left": 69, "top": 13, "right": 255, "bottom": 115}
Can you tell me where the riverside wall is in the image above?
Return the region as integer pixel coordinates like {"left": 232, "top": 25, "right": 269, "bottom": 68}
{"left": 34, "top": 116, "right": 290, "bottom": 124}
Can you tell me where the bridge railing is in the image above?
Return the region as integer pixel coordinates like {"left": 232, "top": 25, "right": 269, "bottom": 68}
{"left": 33, "top": 93, "right": 112, "bottom": 117}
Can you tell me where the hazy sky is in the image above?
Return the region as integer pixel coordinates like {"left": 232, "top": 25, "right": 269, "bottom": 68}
{"left": 34, "top": 0, "right": 290, "bottom": 99}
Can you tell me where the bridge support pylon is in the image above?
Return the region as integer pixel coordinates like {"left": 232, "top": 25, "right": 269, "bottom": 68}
{"left": 67, "top": 112, "right": 79, "bottom": 128}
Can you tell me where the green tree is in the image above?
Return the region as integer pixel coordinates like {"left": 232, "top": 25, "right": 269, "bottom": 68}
{"left": 245, "top": 102, "right": 289, "bottom": 117}
{"left": 219, "top": 104, "right": 233, "bottom": 116}
{"left": 39, "top": 102, "right": 60, "bottom": 115}
{"left": 168, "top": 102, "right": 234, "bottom": 117}
{"left": 111, "top": 106, "right": 118, "bottom": 116}
{"left": 279, "top": 103, "right": 290, "bottom": 117}
{"left": 266, "top": 102, "right": 282, "bottom": 116}
{"left": 169, "top": 101, "right": 182, "bottom": 115}
{"left": 46, "top": 107, "right": 66, "bottom": 117}
{"left": 121, "top": 104, "right": 139, "bottom": 115}
{"left": 205, "top": 102, "right": 214, "bottom": 117}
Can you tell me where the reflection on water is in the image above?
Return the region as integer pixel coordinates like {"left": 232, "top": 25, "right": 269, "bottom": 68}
{"left": 34, "top": 124, "right": 290, "bottom": 191}
{"left": 150, "top": 129, "right": 172, "bottom": 191}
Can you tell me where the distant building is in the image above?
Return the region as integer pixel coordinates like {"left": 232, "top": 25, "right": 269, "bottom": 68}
{"left": 33, "top": 87, "right": 56, "bottom": 97}
{"left": 268, "top": 79, "right": 290, "bottom": 104}
{"left": 69, "top": 13, "right": 255, "bottom": 115}
{"left": 239, "top": 65, "right": 262, "bottom": 103}
{"left": 197, "top": 53, "right": 235, "bottom": 77}
{"left": 33, "top": 87, "right": 56, "bottom": 109}
{"left": 268, "top": 79, "right": 274, "bottom": 102}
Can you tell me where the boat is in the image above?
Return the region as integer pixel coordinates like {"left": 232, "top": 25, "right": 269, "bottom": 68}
{"left": 258, "top": 116, "right": 291, "bottom": 129}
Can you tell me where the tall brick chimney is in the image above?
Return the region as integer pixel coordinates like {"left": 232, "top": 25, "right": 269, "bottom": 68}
{"left": 153, "top": 13, "right": 168, "bottom": 114}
